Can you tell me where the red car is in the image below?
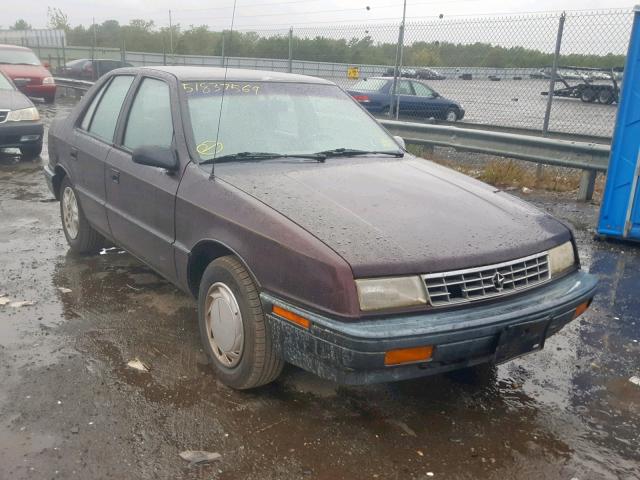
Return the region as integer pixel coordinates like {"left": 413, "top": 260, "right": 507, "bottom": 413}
{"left": 0, "top": 45, "right": 56, "bottom": 103}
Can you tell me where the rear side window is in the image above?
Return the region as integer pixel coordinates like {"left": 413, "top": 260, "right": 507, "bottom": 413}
{"left": 80, "top": 82, "right": 107, "bottom": 131}
{"left": 123, "top": 78, "right": 173, "bottom": 150}
{"left": 86, "top": 75, "right": 134, "bottom": 142}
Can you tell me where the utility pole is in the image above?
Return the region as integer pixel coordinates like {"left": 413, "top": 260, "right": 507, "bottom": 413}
{"left": 390, "top": 0, "right": 407, "bottom": 119}
{"left": 91, "top": 17, "right": 96, "bottom": 80}
{"left": 169, "top": 10, "right": 173, "bottom": 55}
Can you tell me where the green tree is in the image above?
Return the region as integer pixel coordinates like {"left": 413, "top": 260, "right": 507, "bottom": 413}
{"left": 47, "top": 7, "right": 70, "bottom": 31}
{"left": 10, "top": 19, "right": 32, "bottom": 30}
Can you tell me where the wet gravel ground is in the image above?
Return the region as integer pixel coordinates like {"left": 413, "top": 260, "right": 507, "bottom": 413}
{"left": 0, "top": 95, "right": 639, "bottom": 480}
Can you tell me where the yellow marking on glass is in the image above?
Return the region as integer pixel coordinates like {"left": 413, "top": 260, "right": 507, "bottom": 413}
{"left": 197, "top": 140, "right": 224, "bottom": 156}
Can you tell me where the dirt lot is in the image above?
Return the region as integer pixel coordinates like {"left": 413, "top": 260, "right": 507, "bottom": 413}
{"left": 0, "top": 97, "right": 639, "bottom": 480}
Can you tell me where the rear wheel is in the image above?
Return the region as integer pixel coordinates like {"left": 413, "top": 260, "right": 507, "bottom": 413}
{"left": 20, "top": 142, "right": 43, "bottom": 160}
{"left": 597, "top": 88, "right": 615, "bottom": 105}
{"left": 580, "top": 88, "right": 596, "bottom": 103}
{"left": 59, "top": 177, "right": 104, "bottom": 254}
{"left": 198, "top": 256, "right": 284, "bottom": 389}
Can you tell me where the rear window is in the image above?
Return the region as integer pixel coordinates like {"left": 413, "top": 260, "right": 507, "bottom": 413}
{"left": 351, "top": 78, "right": 388, "bottom": 92}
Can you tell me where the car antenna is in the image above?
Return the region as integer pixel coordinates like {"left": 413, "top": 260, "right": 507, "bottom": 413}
{"left": 209, "top": 0, "right": 238, "bottom": 181}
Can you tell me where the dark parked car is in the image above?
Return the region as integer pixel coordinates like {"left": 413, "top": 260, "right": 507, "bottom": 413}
{"left": 0, "top": 44, "right": 56, "bottom": 103}
{"left": 45, "top": 67, "right": 597, "bottom": 389}
{"left": 415, "top": 68, "right": 446, "bottom": 80}
{"left": 0, "top": 70, "right": 43, "bottom": 159}
{"left": 59, "top": 59, "right": 134, "bottom": 81}
{"left": 347, "top": 76, "right": 465, "bottom": 121}
{"left": 382, "top": 67, "right": 417, "bottom": 78}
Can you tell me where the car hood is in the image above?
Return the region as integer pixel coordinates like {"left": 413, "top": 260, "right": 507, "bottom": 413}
{"left": 0, "top": 88, "right": 33, "bottom": 110}
{"left": 0, "top": 64, "right": 51, "bottom": 79}
{"left": 217, "top": 156, "right": 571, "bottom": 277}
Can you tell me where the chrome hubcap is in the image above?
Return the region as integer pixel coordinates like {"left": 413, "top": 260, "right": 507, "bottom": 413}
{"left": 205, "top": 282, "right": 244, "bottom": 367}
{"left": 446, "top": 111, "right": 457, "bottom": 122}
{"left": 62, "top": 187, "right": 79, "bottom": 240}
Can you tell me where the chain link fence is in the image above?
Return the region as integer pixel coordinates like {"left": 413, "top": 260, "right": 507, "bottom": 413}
{"left": 2, "top": 9, "right": 633, "bottom": 141}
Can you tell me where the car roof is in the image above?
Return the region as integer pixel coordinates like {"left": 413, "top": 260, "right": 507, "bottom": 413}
{"left": 365, "top": 76, "right": 416, "bottom": 81}
{"left": 129, "top": 66, "right": 335, "bottom": 85}
{"left": 0, "top": 44, "right": 33, "bottom": 51}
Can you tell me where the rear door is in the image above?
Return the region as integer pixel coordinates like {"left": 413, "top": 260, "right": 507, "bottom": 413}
{"left": 71, "top": 75, "right": 135, "bottom": 237}
{"left": 104, "top": 74, "right": 182, "bottom": 281}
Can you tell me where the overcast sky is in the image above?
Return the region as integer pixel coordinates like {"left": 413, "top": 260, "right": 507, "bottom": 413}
{"left": 2, "top": 0, "right": 636, "bottom": 31}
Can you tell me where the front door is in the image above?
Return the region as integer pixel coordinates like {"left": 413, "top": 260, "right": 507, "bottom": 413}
{"left": 104, "top": 76, "right": 181, "bottom": 281}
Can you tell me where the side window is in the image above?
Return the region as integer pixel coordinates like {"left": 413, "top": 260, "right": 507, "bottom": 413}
{"left": 79, "top": 82, "right": 107, "bottom": 131}
{"left": 397, "top": 80, "right": 414, "bottom": 95}
{"left": 87, "top": 75, "right": 134, "bottom": 142}
{"left": 412, "top": 82, "right": 435, "bottom": 98}
{"left": 123, "top": 78, "right": 173, "bottom": 150}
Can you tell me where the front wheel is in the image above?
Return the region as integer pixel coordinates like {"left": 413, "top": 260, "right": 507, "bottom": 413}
{"left": 580, "top": 88, "right": 596, "bottom": 103}
{"left": 59, "top": 177, "right": 104, "bottom": 254}
{"left": 198, "top": 256, "right": 284, "bottom": 389}
{"left": 20, "top": 142, "right": 43, "bottom": 160}
{"left": 444, "top": 108, "right": 459, "bottom": 122}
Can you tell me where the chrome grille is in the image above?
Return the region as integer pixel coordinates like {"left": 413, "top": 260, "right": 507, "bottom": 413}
{"left": 0, "top": 110, "right": 8, "bottom": 123}
{"left": 422, "top": 252, "right": 550, "bottom": 307}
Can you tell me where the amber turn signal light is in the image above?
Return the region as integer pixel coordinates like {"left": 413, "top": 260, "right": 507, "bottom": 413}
{"left": 384, "top": 345, "right": 433, "bottom": 366}
{"left": 573, "top": 299, "right": 592, "bottom": 319}
{"left": 272, "top": 305, "right": 311, "bottom": 329}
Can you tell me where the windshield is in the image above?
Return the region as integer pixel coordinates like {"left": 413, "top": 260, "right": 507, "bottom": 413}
{"left": 0, "top": 48, "right": 41, "bottom": 66}
{"left": 351, "top": 78, "right": 387, "bottom": 92}
{"left": 0, "top": 74, "right": 14, "bottom": 90}
{"left": 182, "top": 81, "right": 399, "bottom": 163}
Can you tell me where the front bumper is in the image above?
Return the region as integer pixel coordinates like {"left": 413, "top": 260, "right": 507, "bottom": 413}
{"left": 0, "top": 121, "right": 44, "bottom": 149}
{"left": 262, "top": 270, "right": 598, "bottom": 385}
{"left": 19, "top": 84, "right": 56, "bottom": 99}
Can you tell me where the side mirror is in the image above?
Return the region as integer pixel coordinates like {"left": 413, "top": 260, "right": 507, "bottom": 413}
{"left": 132, "top": 145, "right": 178, "bottom": 171}
{"left": 42, "top": 61, "right": 50, "bottom": 69}
{"left": 393, "top": 135, "right": 406, "bottom": 149}
{"left": 433, "top": 92, "right": 440, "bottom": 98}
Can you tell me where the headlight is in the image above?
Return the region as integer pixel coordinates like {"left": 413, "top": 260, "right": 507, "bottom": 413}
{"left": 42, "top": 77, "right": 55, "bottom": 85}
{"left": 6, "top": 107, "right": 40, "bottom": 122}
{"left": 355, "top": 276, "right": 427, "bottom": 311}
{"left": 549, "top": 242, "right": 576, "bottom": 276}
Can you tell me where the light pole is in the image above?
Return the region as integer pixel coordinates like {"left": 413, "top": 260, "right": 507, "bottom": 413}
{"left": 390, "top": 0, "right": 407, "bottom": 119}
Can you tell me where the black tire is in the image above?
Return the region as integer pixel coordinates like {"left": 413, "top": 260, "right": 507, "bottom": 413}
{"left": 580, "top": 88, "right": 596, "bottom": 103}
{"left": 444, "top": 108, "right": 459, "bottom": 122}
{"left": 59, "top": 176, "right": 104, "bottom": 254}
{"left": 44, "top": 93, "right": 55, "bottom": 104}
{"left": 198, "top": 256, "right": 284, "bottom": 389}
{"left": 20, "top": 142, "right": 43, "bottom": 160}
{"left": 598, "top": 88, "right": 615, "bottom": 105}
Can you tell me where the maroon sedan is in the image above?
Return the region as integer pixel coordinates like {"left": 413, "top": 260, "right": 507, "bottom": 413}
{"left": 44, "top": 67, "right": 597, "bottom": 389}
{"left": 0, "top": 44, "right": 57, "bottom": 103}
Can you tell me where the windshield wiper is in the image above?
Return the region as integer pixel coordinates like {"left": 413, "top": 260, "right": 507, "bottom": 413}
{"left": 315, "top": 148, "right": 404, "bottom": 158}
{"left": 199, "top": 151, "right": 326, "bottom": 165}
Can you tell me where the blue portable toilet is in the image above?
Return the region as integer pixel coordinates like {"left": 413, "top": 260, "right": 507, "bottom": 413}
{"left": 598, "top": 5, "right": 640, "bottom": 241}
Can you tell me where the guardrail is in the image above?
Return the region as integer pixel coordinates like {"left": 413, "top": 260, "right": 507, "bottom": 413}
{"left": 54, "top": 77, "right": 94, "bottom": 92}
{"left": 379, "top": 119, "right": 609, "bottom": 201}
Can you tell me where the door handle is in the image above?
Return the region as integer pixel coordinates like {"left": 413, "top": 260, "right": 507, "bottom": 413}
{"left": 110, "top": 168, "right": 120, "bottom": 184}
{"left": 69, "top": 148, "right": 78, "bottom": 160}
